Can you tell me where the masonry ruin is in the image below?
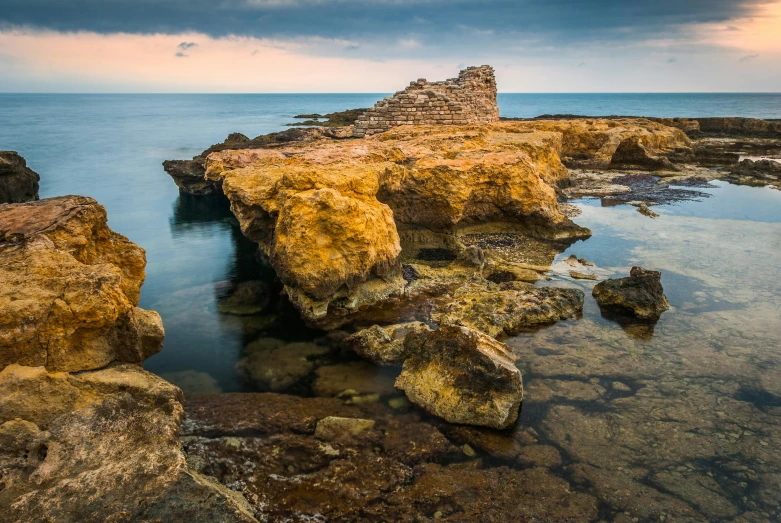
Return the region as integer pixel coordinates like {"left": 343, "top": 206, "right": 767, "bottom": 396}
{"left": 353, "top": 65, "right": 500, "bottom": 137}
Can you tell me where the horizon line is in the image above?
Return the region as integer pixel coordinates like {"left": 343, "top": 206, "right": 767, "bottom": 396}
{"left": 2, "top": 91, "right": 781, "bottom": 95}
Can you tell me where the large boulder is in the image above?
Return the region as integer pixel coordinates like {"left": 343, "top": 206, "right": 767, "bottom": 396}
{"left": 0, "top": 151, "right": 40, "bottom": 204}
{"left": 592, "top": 266, "right": 670, "bottom": 319}
{"left": 0, "top": 196, "right": 163, "bottom": 372}
{"left": 396, "top": 325, "right": 523, "bottom": 429}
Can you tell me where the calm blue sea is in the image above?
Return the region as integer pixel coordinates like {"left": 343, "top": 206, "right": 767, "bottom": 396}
{"left": 1, "top": 92, "right": 780, "bottom": 385}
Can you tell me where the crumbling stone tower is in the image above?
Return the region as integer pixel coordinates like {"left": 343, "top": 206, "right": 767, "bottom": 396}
{"left": 353, "top": 65, "right": 499, "bottom": 137}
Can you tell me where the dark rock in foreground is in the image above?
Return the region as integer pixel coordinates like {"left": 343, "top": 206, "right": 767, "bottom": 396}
{"left": 0, "top": 151, "right": 40, "bottom": 204}
{"left": 729, "top": 158, "right": 781, "bottom": 186}
{"left": 592, "top": 266, "right": 670, "bottom": 320}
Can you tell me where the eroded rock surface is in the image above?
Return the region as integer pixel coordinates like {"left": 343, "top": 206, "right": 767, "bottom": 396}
{"left": 346, "top": 321, "right": 431, "bottom": 365}
{"left": 201, "top": 123, "right": 584, "bottom": 322}
{"left": 181, "top": 392, "right": 597, "bottom": 521}
{"left": 397, "top": 325, "right": 523, "bottom": 429}
{"left": 592, "top": 266, "right": 670, "bottom": 319}
{"left": 0, "top": 151, "right": 40, "bottom": 204}
{"left": 0, "top": 196, "right": 256, "bottom": 522}
{"left": 0, "top": 196, "right": 163, "bottom": 372}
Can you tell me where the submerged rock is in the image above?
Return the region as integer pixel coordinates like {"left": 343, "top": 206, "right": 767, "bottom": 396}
{"left": 592, "top": 266, "right": 670, "bottom": 319}
{"left": 0, "top": 151, "right": 40, "bottom": 204}
{"left": 432, "top": 281, "right": 584, "bottom": 338}
{"left": 217, "top": 280, "right": 271, "bottom": 315}
{"left": 346, "top": 321, "right": 431, "bottom": 365}
{"left": 396, "top": 325, "right": 523, "bottom": 429}
{"left": 237, "top": 338, "right": 331, "bottom": 392}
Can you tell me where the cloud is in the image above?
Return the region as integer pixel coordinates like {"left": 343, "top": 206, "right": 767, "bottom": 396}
{"left": 174, "top": 51, "right": 188, "bottom": 58}
{"left": 177, "top": 42, "right": 198, "bottom": 50}
{"left": 739, "top": 53, "right": 759, "bottom": 62}
{"left": 0, "top": 0, "right": 770, "bottom": 47}
{"left": 667, "top": 57, "right": 677, "bottom": 63}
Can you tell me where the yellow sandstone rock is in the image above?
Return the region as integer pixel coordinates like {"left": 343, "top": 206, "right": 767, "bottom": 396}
{"left": 0, "top": 196, "right": 164, "bottom": 372}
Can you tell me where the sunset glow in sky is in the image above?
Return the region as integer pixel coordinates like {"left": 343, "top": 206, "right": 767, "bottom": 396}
{"left": 0, "top": 0, "right": 779, "bottom": 92}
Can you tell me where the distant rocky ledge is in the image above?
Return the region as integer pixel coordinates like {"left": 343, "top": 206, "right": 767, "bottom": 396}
{"left": 0, "top": 151, "right": 40, "bottom": 204}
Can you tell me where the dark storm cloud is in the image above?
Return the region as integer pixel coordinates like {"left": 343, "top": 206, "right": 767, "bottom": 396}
{"left": 0, "top": 0, "right": 766, "bottom": 45}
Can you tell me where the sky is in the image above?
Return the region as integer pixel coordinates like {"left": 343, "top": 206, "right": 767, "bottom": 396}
{"left": 0, "top": 0, "right": 780, "bottom": 92}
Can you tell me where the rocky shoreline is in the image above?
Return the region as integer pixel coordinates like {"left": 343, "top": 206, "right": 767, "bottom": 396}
{"left": 2, "top": 65, "right": 780, "bottom": 521}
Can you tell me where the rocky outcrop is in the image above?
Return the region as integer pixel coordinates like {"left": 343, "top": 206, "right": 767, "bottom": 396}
{"left": 655, "top": 117, "right": 781, "bottom": 138}
{"left": 202, "top": 123, "right": 582, "bottom": 322}
{"left": 354, "top": 65, "right": 499, "bottom": 137}
{"left": 592, "top": 266, "right": 670, "bottom": 319}
{"left": 0, "top": 196, "right": 163, "bottom": 372}
{"left": 0, "top": 151, "right": 40, "bottom": 204}
{"left": 519, "top": 118, "right": 693, "bottom": 169}
{"left": 728, "top": 158, "right": 781, "bottom": 186}
{"left": 0, "top": 196, "right": 256, "bottom": 522}
{"left": 396, "top": 325, "right": 524, "bottom": 429}
{"left": 163, "top": 127, "right": 354, "bottom": 195}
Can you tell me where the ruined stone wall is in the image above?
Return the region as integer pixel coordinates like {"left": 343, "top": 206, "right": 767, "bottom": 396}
{"left": 353, "top": 65, "right": 499, "bottom": 137}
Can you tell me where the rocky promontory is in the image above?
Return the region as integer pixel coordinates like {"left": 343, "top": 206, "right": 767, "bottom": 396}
{"left": 0, "top": 196, "right": 257, "bottom": 522}
{"left": 0, "top": 151, "right": 40, "bottom": 204}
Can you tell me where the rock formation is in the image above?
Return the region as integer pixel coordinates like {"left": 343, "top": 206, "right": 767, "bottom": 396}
{"left": 163, "top": 127, "right": 354, "bottom": 195}
{"left": 396, "top": 325, "right": 524, "bottom": 429}
{"left": 0, "top": 151, "right": 40, "bottom": 204}
{"left": 0, "top": 196, "right": 257, "bottom": 522}
{"left": 353, "top": 65, "right": 499, "bottom": 137}
{"left": 201, "top": 122, "right": 586, "bottom": 323}
{"left": 592, "top": 266, "right": 670, "bottom": 319}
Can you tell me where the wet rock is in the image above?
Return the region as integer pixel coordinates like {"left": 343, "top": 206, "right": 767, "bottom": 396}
{"left": 315, "top": 416, "right": 376, "bottom": 440}
{"left": 0, "top": 196, "right": 163, "bottom": 372}
{"left": 182, "top": 393, "right": 362, "bottom": 437}
{"left": 160, "top": 370, "right": 223, "bottom": 395}
{"left": 650, "top": 471, "right": 739, "bottom": 519}
{"left": 438, "top": 424, "right": 523, "bottom": 460}
{"left": 217, "top": 280, "right": 271, "bottom": 315}
{"left": 635, "top": 202, "right": 660, "bottom": 218}
{"left": 384, "top": 464, "right": 599, "bottom": 521}
{"left": 0, "top": 151, "right": 40, "bottom": 204}
{"left": 571, "top": 270, "right": 597, "bottom": 280}
{"left": 346, "top": 321, "right": 431, "bottom": 365}
{"left": 432, "top": 281, "right": 584, "bottom": 338}
{"left": 236, "top": 338, "right": 330, "bottom": 392}
{"left": 525, "top": 378, "right": 607, "bottom": 403}
{"left": 380, "top": 420, "right": 460, "bottom": 465}
{"left": 516, "top": 444, "right": 563, "bottom": 469}
{"left": 729, "top": 158, "right": 781, "bottom": 186}
{"left": 397, "top": 325, "right": 523, "bottom": 429}
{"left": 312, "top": 361, "right": 400, "bottom": 397}
{"left": 592, "top": 266, "right": 670, "bottom": 320}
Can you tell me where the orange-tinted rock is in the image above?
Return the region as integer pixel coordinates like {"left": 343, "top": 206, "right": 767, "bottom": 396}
{"left": 0, "top": 196, "right": 163, "bottom": 372}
